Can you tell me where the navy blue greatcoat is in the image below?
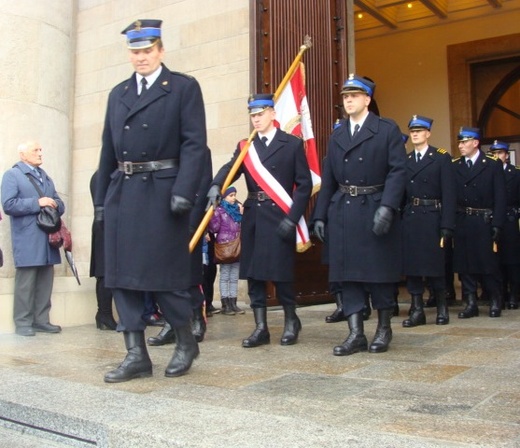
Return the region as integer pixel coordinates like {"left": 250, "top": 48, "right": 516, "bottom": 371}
{"left": 95, "top": 64, "right": 207, "bottom": 291}
{"left": 498, "top": 163, "right": 520, "bottom": 265}
{"left": 402, "top": 146, "right": 456, "bottom": 276}
{"left": 313, "top": 112, "right": 407, "bottom": 283}
{"left": 211, "top": 130, "right": 312, "bottom": 282}
{"left": 453, "top": 151, "right": 506, "bottom": 274}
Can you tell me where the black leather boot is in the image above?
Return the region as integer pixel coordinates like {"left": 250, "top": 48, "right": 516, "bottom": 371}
{"left": 435, "top": 290, "right": 449, "bottom": 325}
{"left": 458, "top": 292, "right": 479, "bottom": 318}
{"left": 393, "top": 290, "right": 400, "bottom": 317}
{"left": 147, "top": 322, "right": 176, "bottom": 346}
{"left": 325, "top": 292, "right": 346, "bottom": 323}
{"left": 402, "top": 294, "right": 426, "bottom": 327}
{"left": 507, "top": 284, "right": 519, "bottom": 309}
{"left": 221, "top": 297, "right": 236, "bottom": 316}
{"left": 369, "top": 308, "right": 393, "bottom": 353}
{"left": 445, "top": 287, "right": 457, "bottom": 307}
{"left": 95, "top": 278, "right": 117, "bottom": 330}
{"left": 424, "top": 284, "right": 437, "bottom": 308}
{"left": 280, "top": 305, "right": 302, "bottom": 345}
{"left": 165, "top": 325, "right": 200, "bottom": 377}
{"left": 191, "top": 306, "right": 206, "bottom": 342}
{"left": 229, "top": 297, "right": 245, "bottom": 314}
{"left": 242, "top": 307, "right": 270, "bottom": 348}
{"left": 333, "top": 312, "right": 368, "bottom": 356}
{"left": 489, "top": 292, "right": 502, "bottom": 318}
{"left": 362, "top": 293, "right": 372, "bottom": 321}
{"left": 104, "top": 331, "right": 152, "bottom": 383}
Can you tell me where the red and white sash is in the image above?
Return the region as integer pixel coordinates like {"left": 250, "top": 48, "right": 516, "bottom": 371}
{"left": 241, "top": 140, "right": 311, "bottom": 252}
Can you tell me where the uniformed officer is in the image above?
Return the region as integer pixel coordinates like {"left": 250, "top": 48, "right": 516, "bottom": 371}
{"left": 401, "top": 115, "right": 456, "bottom": 327}
{"left": 313, "top": 75, "right": 406, "bottom": 356}
{"left": 453, "top": 127, "right": 506, "bottom": 318}
{"left": 95, "top": 20, "right": 208, "bottom": 382}
{"left": 207, "top": 94, "right": 312, "bottom": 348}
{"left": 487, "top": 140, "right": 520, "bottom": 310}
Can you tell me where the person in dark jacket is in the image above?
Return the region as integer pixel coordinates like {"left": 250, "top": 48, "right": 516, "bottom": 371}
{"left": 313, "top": 75, "right": 406, "bottom": 356}
{"left": 1, "top": 141, "right": 65, "bottom": 336}
{"left": 207, "top": 94, "right": 312, "bottom": 348}
{"left": 94, "top": 20, "right": 207, "bottom": 383}
{"left": 487, "top": 140, "right": 520, "bottom": 310}
{"left": 453, "top": 127, "right": 506, "bottom": 319}
{"left": 401, "top": 115, "right": 456, "bottom": 327}
{"left": 89, "top": 171, "right": 117, "bottom": 330}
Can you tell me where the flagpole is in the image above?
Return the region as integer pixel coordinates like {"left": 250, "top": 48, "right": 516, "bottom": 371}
{"left": 190, "top": 36, "right": 313, "bottom": 252}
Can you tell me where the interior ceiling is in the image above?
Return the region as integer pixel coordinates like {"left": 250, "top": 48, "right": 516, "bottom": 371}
{"left": 354, "top": 0, "right": 514, "bottom": 38}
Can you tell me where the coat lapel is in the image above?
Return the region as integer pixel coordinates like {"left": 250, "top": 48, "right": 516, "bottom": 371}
{"left": 258, "top": 129, "right": 287, "bottom": 163}
{"left": 334, "top": 112, "right": 379, "bottom": 155}
{"left": 121, "top": 66, "right": 172, "bottom": 120}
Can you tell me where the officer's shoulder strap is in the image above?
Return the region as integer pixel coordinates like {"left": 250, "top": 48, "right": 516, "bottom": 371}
{"left": 486, "top": 153, "right": 499, "bottom": 161}
{"left": 452, "top": 157, "right": 461, "bottom": 162}
{"left": 436, "top": 147, "right": 448, "bottom": 154}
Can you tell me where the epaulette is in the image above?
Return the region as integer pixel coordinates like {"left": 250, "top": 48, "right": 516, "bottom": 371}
{"left": 437, "top": 148, "right": 447, "bottom": 154}
{"left": 171, "top": 70, "right": 195, "bottom": 80}
{"left": 486, "top": 153, "right": 498, "bottom": 161}
{"left": 515, "top": 166, "right": 520, "bottom": 170}
{"left": 452, "top": 157, "right": 461, "bottom": 162}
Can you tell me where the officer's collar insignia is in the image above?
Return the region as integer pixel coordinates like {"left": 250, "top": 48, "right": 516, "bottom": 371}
{"left": 162, "top": 81, "right": 168, "bottom": 85}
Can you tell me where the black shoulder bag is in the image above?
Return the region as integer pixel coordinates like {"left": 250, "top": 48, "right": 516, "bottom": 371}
{"left": 25, "top": 173, "right": 62, "bottom": 234}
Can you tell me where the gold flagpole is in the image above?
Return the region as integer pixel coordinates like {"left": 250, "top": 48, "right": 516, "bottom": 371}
{"left": 190, "top": 36, "right": 313, "bottom": 252}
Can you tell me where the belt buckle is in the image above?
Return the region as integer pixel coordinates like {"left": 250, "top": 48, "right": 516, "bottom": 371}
{"left": 412, "top": 198, "right": 420, "bottom": 206}
{"left": 348, "top": 186, "right": 358, "bottom": 197}
{"left": 123, "top": 161, "right": 133, "bottom": 175}
{"left": 257, "top": 192, "right": 267, "bottom": 201}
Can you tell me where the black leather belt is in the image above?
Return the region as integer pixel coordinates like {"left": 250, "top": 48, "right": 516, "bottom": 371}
{"left": 117, "top": 159, "right": 179, "bottom": 175}
{"left": 248, "top": 191, "right": 271, "bottom": 201}
{"left": 338, "top": 184, "right": 384, "bottom": 196}
{"left": 457, "top": 206, "right": 492, "bottom": 216}
{"left": 410, "top": 198, "right": 441, "bottom": 207}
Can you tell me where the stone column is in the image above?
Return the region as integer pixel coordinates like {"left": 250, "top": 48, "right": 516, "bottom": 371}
{"left": 0, "top": 2, "right": 75, "bottom": 332}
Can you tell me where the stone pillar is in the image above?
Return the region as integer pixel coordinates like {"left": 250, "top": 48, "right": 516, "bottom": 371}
{"left": 0, "top": 2, "right": 76, "bottom": 333}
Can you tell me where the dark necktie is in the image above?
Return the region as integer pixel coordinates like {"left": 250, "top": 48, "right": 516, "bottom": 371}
{"left": 261, "top": 136, "right": 268, "bottom": 148}
{"left": 140, "top": 78, "right": 148, "bottom": 96}
{"left": 352, "top": 124, "right": 360, "bottom": 138}
{"left": 416, "top": 152, "right": 422, "bottom": 163}
{"left": 35, "top": 168, "right": 43, "bottom": 184}
{"left": 467, "top": 159, "right": 473, "bottom": 169}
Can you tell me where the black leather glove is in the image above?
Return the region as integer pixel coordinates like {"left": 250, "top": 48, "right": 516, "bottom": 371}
{"left": 206, "top": 185, "right": 222, "bottom": 211}
{"left": 313, "top": 220, "right": 326, "bottom": 243}
{"left": 94, "top": 206, "right": 104, "bottom": 222}
{"left": 440, "top": 228, "right": 453, "bottom": 240}
{"left": 170, "top": 195, "right": 193, "bottom": 216}
{"left": 277, "top": 217, "right": 296, "bottom": 242}
{"left": 491, "top": 226, "right": 501, "bottom": 243}
{"left": 372, "top": 206, "right": 394, "bottom": 236}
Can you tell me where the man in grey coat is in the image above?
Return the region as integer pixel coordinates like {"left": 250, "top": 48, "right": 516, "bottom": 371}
{"left": 1, "top": 141, "right": 64, "bottom": 337}
{"left": 313, "top": 75, "right": 406, "bottom": 356}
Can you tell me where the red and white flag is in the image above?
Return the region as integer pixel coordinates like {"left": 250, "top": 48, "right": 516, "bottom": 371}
{"left": 274, "top": 62, "right": 321, "bottom": 195}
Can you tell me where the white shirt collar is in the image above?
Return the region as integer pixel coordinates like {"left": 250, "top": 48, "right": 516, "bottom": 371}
{"left": 258, "top": 128, "right": 277, "bottom": 146}
{"left": 136, "top": 65, "right": 163, "bottom": 93}
{"left": 349, "top": 112, "right": 369, "bottom": 134}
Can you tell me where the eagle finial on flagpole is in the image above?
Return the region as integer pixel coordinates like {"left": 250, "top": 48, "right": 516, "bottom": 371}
{"left": 301, "top": 35, "right": 312, "bottom": 52}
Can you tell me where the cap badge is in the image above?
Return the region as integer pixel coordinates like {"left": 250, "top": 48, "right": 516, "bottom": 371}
{"left": 134, "top": 20, "right": 142, "bottom": 31}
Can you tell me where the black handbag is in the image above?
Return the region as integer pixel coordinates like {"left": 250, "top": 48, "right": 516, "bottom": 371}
{"left": 25, "top": 173, "right": 62, "bottom": 234}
